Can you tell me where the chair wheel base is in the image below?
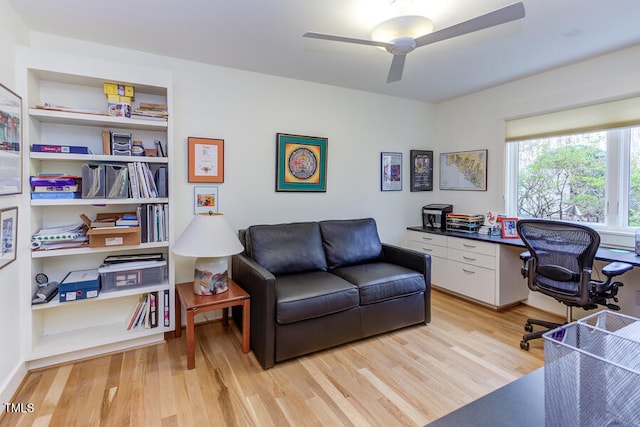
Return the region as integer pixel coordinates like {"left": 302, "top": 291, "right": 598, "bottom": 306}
{"left": 524, "top": 323, "right": 533, "bottom": 332}
{"left": 520, "top": 340, "right": 530, "bottom": 351}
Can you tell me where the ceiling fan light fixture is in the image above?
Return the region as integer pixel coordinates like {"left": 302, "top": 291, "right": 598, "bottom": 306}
{"left": 371, "top": 15, "right": 433, "bottom": 43}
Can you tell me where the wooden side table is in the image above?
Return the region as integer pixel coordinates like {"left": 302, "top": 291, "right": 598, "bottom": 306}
{"left": 175, "top": 279, "right": 250, "bottom": 369}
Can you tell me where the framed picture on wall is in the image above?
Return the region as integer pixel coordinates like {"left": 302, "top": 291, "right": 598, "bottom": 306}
{"left": 194, "top": 186, "right": 219, "bottom": 214}
{"left": 0, "top": 206, "right": 18, "bottom": 270}
{"left": 410, "top": 150, "right": 433, "bottom": 192}
{"left": 381, "top": 152, "right": 402, "bottom": 191}
{"left": 439, "top": 149, "right": 487, "bottom": 191}
{"left": 0, "top": 83, "right": 22, "bottom": 196}
{"left": 276, "top": 133, "right": 327, "bottom": 192}
{"left": 188, "top": 137, "right": 224, "bottom": 183}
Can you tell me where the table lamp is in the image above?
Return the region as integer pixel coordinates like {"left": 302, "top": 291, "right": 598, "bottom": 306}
{"left": 172, "top": 212, "right": 244, "bottom": 295}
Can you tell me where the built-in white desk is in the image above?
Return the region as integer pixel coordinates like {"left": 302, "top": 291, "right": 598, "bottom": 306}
{"left": 406, "top": 226, "right": 640, "bottom": 309}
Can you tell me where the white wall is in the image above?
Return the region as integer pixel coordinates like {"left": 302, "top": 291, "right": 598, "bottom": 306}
{"left": 26, "top": 33, "right": 437, "bottom": 282}
{"left": 0, "top": 0, "right": 29, "bottom": 403}
{"left": 435, "top": 44, "right": 640, "bottom": 318}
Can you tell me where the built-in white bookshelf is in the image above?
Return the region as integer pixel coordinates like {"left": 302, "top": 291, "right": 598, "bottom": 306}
{"left": 18, "top": 48, "right": 174, "bottom": 368}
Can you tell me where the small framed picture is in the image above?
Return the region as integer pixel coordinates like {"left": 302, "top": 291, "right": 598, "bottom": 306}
{"left": 188, "top": 137, "right": 224, "bottom": 183}
{"left": 381, "top": 152, "right": 402, "bottom": 191}
{"left": 0, "top": 206, "right": 18, "bottom": 269}
{"left": 410, "top": 150, "right": 433, "bottom": 192}
{"left": 194, "top": 186, "right": 219, "bottom": 214}
{"left": 501, "top": 218, "right": 519, "bottom": 238}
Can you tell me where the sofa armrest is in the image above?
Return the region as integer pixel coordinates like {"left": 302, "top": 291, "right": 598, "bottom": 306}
{"left": 231, "top": 253, "right": 277, "bottom": 369}
{"left": 382, "top": 244, "right": 432, "bottom": 322}
{"left": 382, "top": 244, "right": 431, "bottom": 280}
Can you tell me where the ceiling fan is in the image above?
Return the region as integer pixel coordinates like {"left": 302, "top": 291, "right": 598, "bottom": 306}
{"left": 303, "top": 2, "right": 525, "bottom": 83}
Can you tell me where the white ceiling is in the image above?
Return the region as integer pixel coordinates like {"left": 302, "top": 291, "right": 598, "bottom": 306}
{"left": 9, "top": 0, "right": 640, "bottom": 103}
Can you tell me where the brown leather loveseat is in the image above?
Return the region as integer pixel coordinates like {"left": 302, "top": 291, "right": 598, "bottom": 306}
{"left": 232, "top": 218, "right": 431, "bottom": 369}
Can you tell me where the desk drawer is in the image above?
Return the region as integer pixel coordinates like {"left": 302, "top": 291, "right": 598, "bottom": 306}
{"left": 444, "top": 260, "right": 495, "bottom": 305}
{"left": 448, "top": 247, "right": 495, "bottom": 269}
{"left": 407, "top": 230, "right": 447, "bottom": 247}
{"left": 447, "top": 237, "right": 496, "bottom": 256}
{"left": 408, "top": 240, "right": 448, "bottom": 258}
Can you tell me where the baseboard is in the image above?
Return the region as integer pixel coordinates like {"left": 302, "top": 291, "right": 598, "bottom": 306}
{"left": 0, "top": 362, "right": 28, "bottom": 405}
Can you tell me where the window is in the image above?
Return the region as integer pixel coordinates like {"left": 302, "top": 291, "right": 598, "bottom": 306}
{"left": 504, "top": 97, "right": 640, "bottom": 239}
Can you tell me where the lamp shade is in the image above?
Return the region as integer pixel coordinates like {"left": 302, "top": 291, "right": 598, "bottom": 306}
{"left": 172, "top": 213, "right": 244, "bottom": 295}
{"left": 172, "top": 213, "right": 244, "bottom": 258}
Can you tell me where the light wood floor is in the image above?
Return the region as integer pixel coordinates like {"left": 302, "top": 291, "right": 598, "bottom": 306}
{"left": 3, "top": 289, "right": 558, "bottom": 427}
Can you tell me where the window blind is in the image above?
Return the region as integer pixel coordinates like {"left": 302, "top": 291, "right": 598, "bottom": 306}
{"left": 505, "top": 96, "right": 640, "bottom": 142}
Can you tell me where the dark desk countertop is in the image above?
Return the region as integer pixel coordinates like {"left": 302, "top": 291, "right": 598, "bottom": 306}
{"left": 407, "top": 226, "right": 640, "bottom": 267}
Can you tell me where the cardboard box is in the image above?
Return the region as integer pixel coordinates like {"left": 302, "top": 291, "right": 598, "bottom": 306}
{"left": 59, "top": 269, "right": 100, "bottom": 302}
{"left": 87, "top": 212, "right": 140, "bottom": 248}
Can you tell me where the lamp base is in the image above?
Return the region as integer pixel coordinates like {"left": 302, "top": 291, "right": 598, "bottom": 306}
{"left": 193, "top": 257, "right": 229, "bottom": 295}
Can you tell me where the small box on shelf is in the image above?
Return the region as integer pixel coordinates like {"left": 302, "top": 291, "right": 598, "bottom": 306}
{"left": 87, "top": 212, "right": 141, "bottom": 248}
{"left": 59, "top": 269, "right": 100, "bottom": 302}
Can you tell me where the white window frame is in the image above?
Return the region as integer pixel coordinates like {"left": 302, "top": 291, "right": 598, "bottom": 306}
{"left": 505, "top": 127, "right": 637, "bottom": 249}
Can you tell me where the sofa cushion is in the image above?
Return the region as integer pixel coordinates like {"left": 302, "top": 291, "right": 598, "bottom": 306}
{"left": 247, "top": 222, "right": 328, "bottom": 275}
{"left": 331, "top": 262, "right": 426, "bottom": 305}
{"left": 319, "top": 218, "right": 383, "bottom": 268}
{"left": 275, "top": 271, "right": 359, "bottom": 324}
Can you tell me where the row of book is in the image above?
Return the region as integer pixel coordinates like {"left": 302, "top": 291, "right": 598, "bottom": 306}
{"left": 127, "top": 289, "right": 171, "bottom": 330}
{"left": 138, "top": 203, "right": 169, "bottom": 243}
{"left": 127, "top": 162, "right": 160, "bottom": 199}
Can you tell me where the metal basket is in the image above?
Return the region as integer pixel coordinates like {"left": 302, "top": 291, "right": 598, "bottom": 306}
{"left": 543, "top": 311, "right": 640, "bottom": 427}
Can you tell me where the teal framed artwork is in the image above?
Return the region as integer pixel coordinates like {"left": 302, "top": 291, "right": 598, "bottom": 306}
{"left": 276, "top": 133, "right": 327, "bottom": 192}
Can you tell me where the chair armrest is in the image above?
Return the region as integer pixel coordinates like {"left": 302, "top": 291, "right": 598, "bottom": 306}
{"left": 382, "top": 243, "right": 431, "bottom": 282}
{"left": 382, "top": 244, "right": 431, "bottom": 323}
{"left": 602, "top": 262, "right": 633, "bottom": 278}
{"left": 231, "top": 253, "right": 277, "bottom": 369}
{"left": 520, "top": 251, "right": 531, "bottom": 278}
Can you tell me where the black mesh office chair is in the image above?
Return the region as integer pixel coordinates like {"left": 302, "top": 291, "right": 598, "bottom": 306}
{"left": 516, "top": 219, "right": 633, "bottom": 350}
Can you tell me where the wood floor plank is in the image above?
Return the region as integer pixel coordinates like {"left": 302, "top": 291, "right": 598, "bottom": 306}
{"left": 2, "top": 289, "right": 556, "bottom": 427}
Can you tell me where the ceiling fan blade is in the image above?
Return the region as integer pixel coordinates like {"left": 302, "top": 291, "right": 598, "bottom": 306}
{"left": 303, "top": 31, "right": 393, "bottom": 49}
{"left": 414, "top": 2, "right": 525, "bottom": 48}
{"left": 387, "top": 54, "right": 406, "bottom": 83}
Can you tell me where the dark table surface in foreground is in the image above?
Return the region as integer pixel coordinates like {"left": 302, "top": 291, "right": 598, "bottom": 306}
{"left": 426, "top": 368, "right": 544, "bottom": 427}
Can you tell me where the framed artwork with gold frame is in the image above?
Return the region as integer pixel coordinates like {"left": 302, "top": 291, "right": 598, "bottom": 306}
{"left": 188, "top": 137, "right": 224, "bottom": 183}
{"left": 276, "top": 133, "right": 327, "bottom": 192}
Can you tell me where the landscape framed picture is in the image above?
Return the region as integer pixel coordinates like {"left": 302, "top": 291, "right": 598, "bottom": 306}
{"left": 0, "top": 206, "right": 17, "bottom": 270}
{"left": 0, "top": 83, "right": 22, "bottom": 196}
{"left": 188, "top": 137, "right": 224, "bottom": 183}
{"left": 381, "top": 152, "right": 402, "bottom": 191}
{"left": 410, "top": 150, "right": 433, "bottom": 192}
{"left": 276, "top": 133, "right": 327, "bottom": 192}
{"left": 439, "top": 149, "right": 487, "bottom": 191}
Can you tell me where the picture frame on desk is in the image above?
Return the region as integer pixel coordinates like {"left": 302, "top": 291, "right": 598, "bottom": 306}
{"left": 0, "top": 206, "right": 18, "bottom": 269}
{"left": 188, "top": 137, "right": 224, "bottom": 183}
{"left": 0, "top": 83, "right": 22, "bottom": 196}
{"left": 501, "top": 218, "right": 519, "bottom": 238}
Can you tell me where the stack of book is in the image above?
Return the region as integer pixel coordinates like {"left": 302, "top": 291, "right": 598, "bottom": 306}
{"left": 128, "top": 162, "right": 159, "bottom": 198}
{"left": 127, "top": 292, "right": 159, "bottom": 330}
{"left": 30, "top": 175, "right": 82, "bottom": 200}
{"left": 131, "top": 102, "right": 168, "bottom": 121}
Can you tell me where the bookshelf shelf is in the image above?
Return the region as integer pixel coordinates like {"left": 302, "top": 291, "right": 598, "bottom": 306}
{"left": 20, "top": 50, "right": 175, "bottom": 368}
{"left": 30, "top": 152, "right": 169, "bottom": 163}
{"left": 29, "top": 108, "right": 168, "bottom": 131}
{"left": 30, "top": 197, "right": 169, "bottom": 206}
{"left": 31, "top": 241, "right": 168, "bottom": 259}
